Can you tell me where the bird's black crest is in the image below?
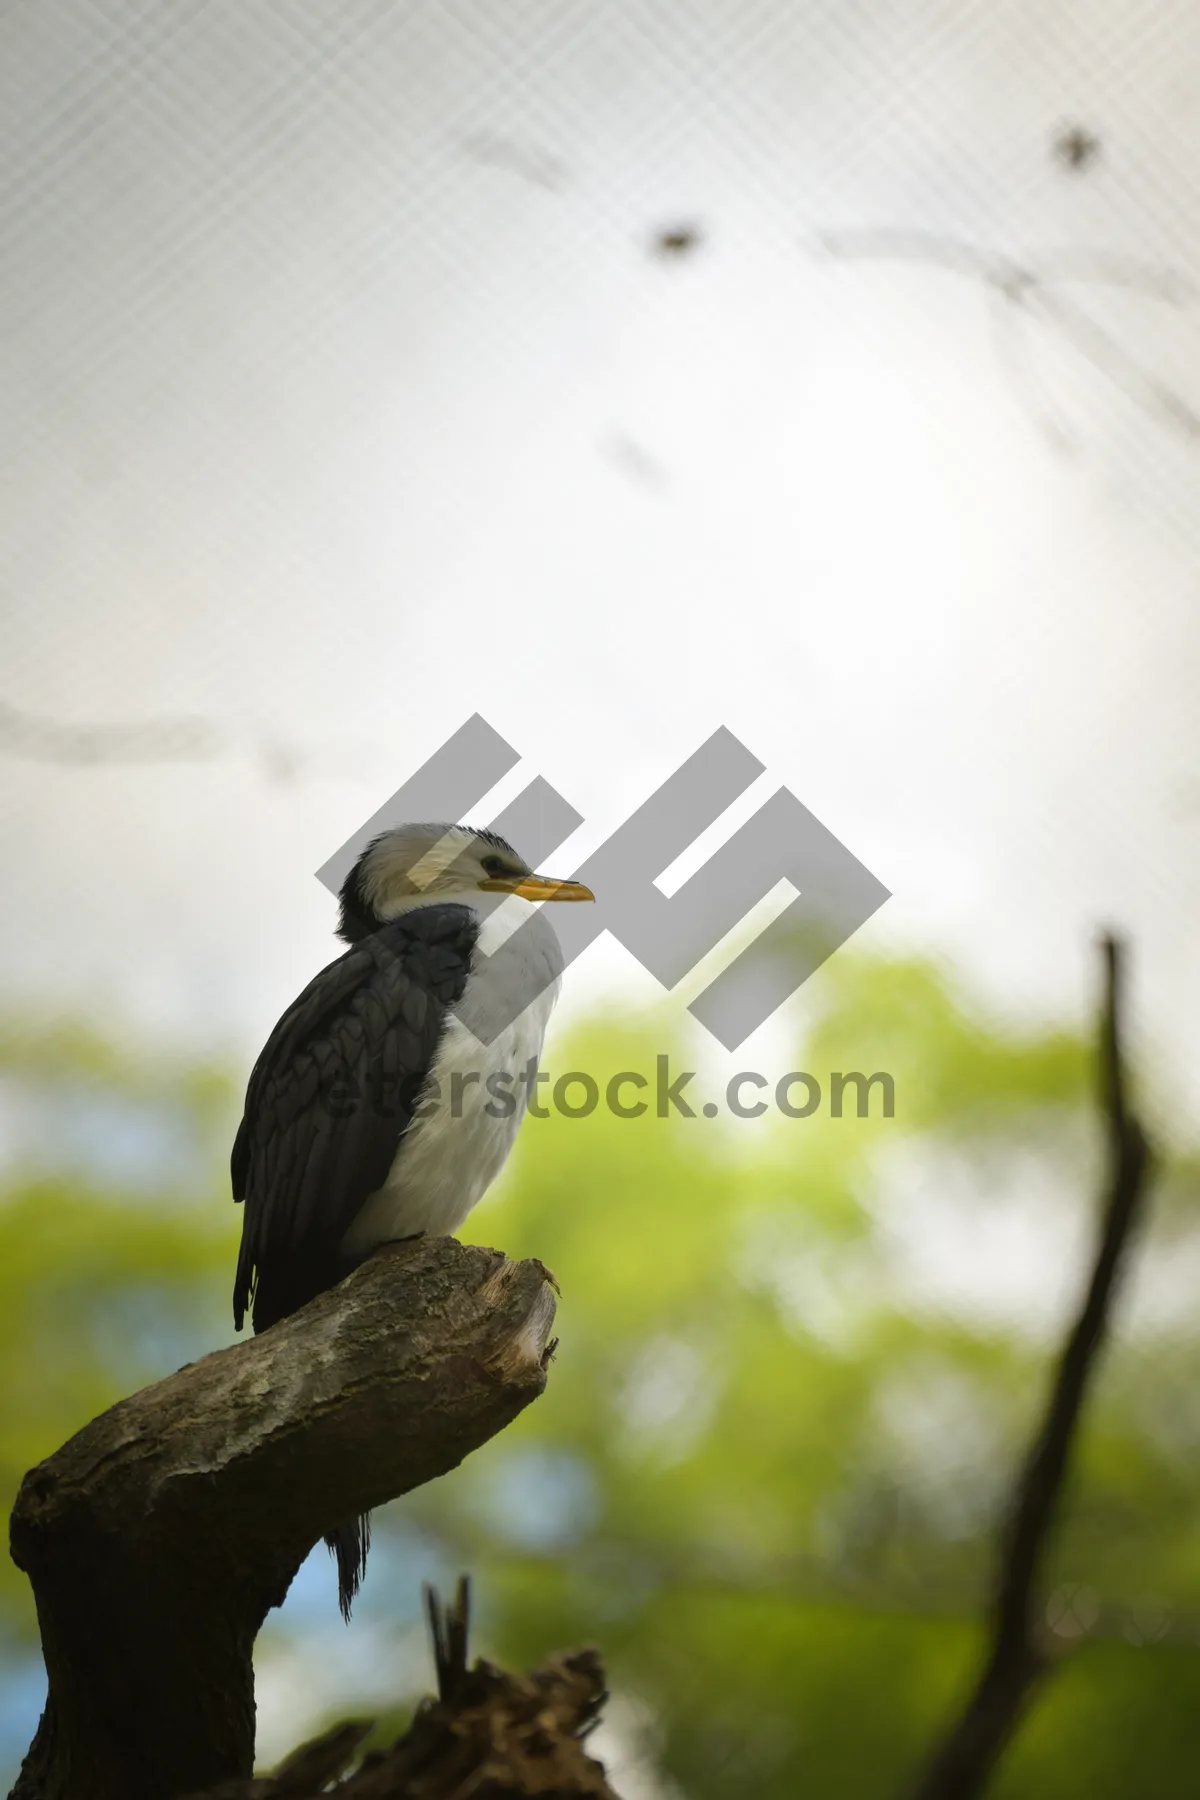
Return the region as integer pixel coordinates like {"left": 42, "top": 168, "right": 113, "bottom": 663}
{"left": 469, "top": 826, "right": 521, "bottom": 857}
{"left": 336, "top": 824, "right": 522, "bottom": 944}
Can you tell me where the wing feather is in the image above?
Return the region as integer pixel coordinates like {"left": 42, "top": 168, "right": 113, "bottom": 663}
{"left": 232, "top": 905, "right": 477, "bottom": 1331}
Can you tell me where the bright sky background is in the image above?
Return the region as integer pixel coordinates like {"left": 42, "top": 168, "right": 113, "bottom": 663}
{"left": 2, "top": 0, "right": 1199, "bottom": 1104}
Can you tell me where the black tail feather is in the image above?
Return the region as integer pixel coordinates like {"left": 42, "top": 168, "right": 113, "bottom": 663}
{"left": 325, "top": 1512, "right": 372, "bottom": 1620}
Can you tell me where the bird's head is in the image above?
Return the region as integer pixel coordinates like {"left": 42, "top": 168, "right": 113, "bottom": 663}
{"left": 337, "top": 823, "right": 594, "bottom": 943}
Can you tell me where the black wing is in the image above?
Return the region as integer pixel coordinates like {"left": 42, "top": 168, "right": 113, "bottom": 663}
{"left": 232, "top": 905, "right": 477, "bottom": 1332}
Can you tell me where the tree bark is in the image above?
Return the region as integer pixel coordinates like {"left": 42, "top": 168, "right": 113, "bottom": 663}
{"left": 8, "top": 1237, "right": 557, "bottom": 1800}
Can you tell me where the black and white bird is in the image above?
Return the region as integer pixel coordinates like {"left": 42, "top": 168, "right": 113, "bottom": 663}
{"left": 231, "top": 823, "right": 593, "bottom": 1614}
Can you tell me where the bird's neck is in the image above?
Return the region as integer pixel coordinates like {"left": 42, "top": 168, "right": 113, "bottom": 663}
{"left": 338, "top": 891, "right": 541, "bottom": 946}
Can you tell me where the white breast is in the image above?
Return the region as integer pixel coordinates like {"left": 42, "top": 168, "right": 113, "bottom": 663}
{"left": 339, "top": 899, "right": 561, "bottom": 1255}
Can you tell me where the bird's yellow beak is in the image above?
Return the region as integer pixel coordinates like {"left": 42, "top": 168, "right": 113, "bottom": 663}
{"left": 479, "top": 873, "right": 595, "bottom": 902}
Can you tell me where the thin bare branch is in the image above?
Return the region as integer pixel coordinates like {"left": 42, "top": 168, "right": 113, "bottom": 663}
{"left": 907, "top": 934, "right": 1153, "bottom": 1800}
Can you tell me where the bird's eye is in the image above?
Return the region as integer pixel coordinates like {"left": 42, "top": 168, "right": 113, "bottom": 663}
{"left": 481, "top": 855, "right": 506, "bottom": 877}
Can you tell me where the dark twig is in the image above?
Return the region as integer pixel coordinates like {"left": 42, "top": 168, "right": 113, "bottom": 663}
{"left": 908, "top": 934, "right": 1152, "bottom": 1800}
{"left": 426, "top": 1575, "right": 472, "bottom": 1704}
{"left": 182, "top": 1583, "right": 616, "bottom": 1800}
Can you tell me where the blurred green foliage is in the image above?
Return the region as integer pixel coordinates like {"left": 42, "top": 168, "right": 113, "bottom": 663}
{"left": 1, "top": 955, "right": 1198, "bottom": 1797}
{"left": 0, "top": 1020, "right": 237, "bottom": 1636}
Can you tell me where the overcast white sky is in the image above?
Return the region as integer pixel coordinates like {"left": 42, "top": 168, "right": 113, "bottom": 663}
{"left": 1, "top": 0, "right": 1198, "bottom": 1103}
